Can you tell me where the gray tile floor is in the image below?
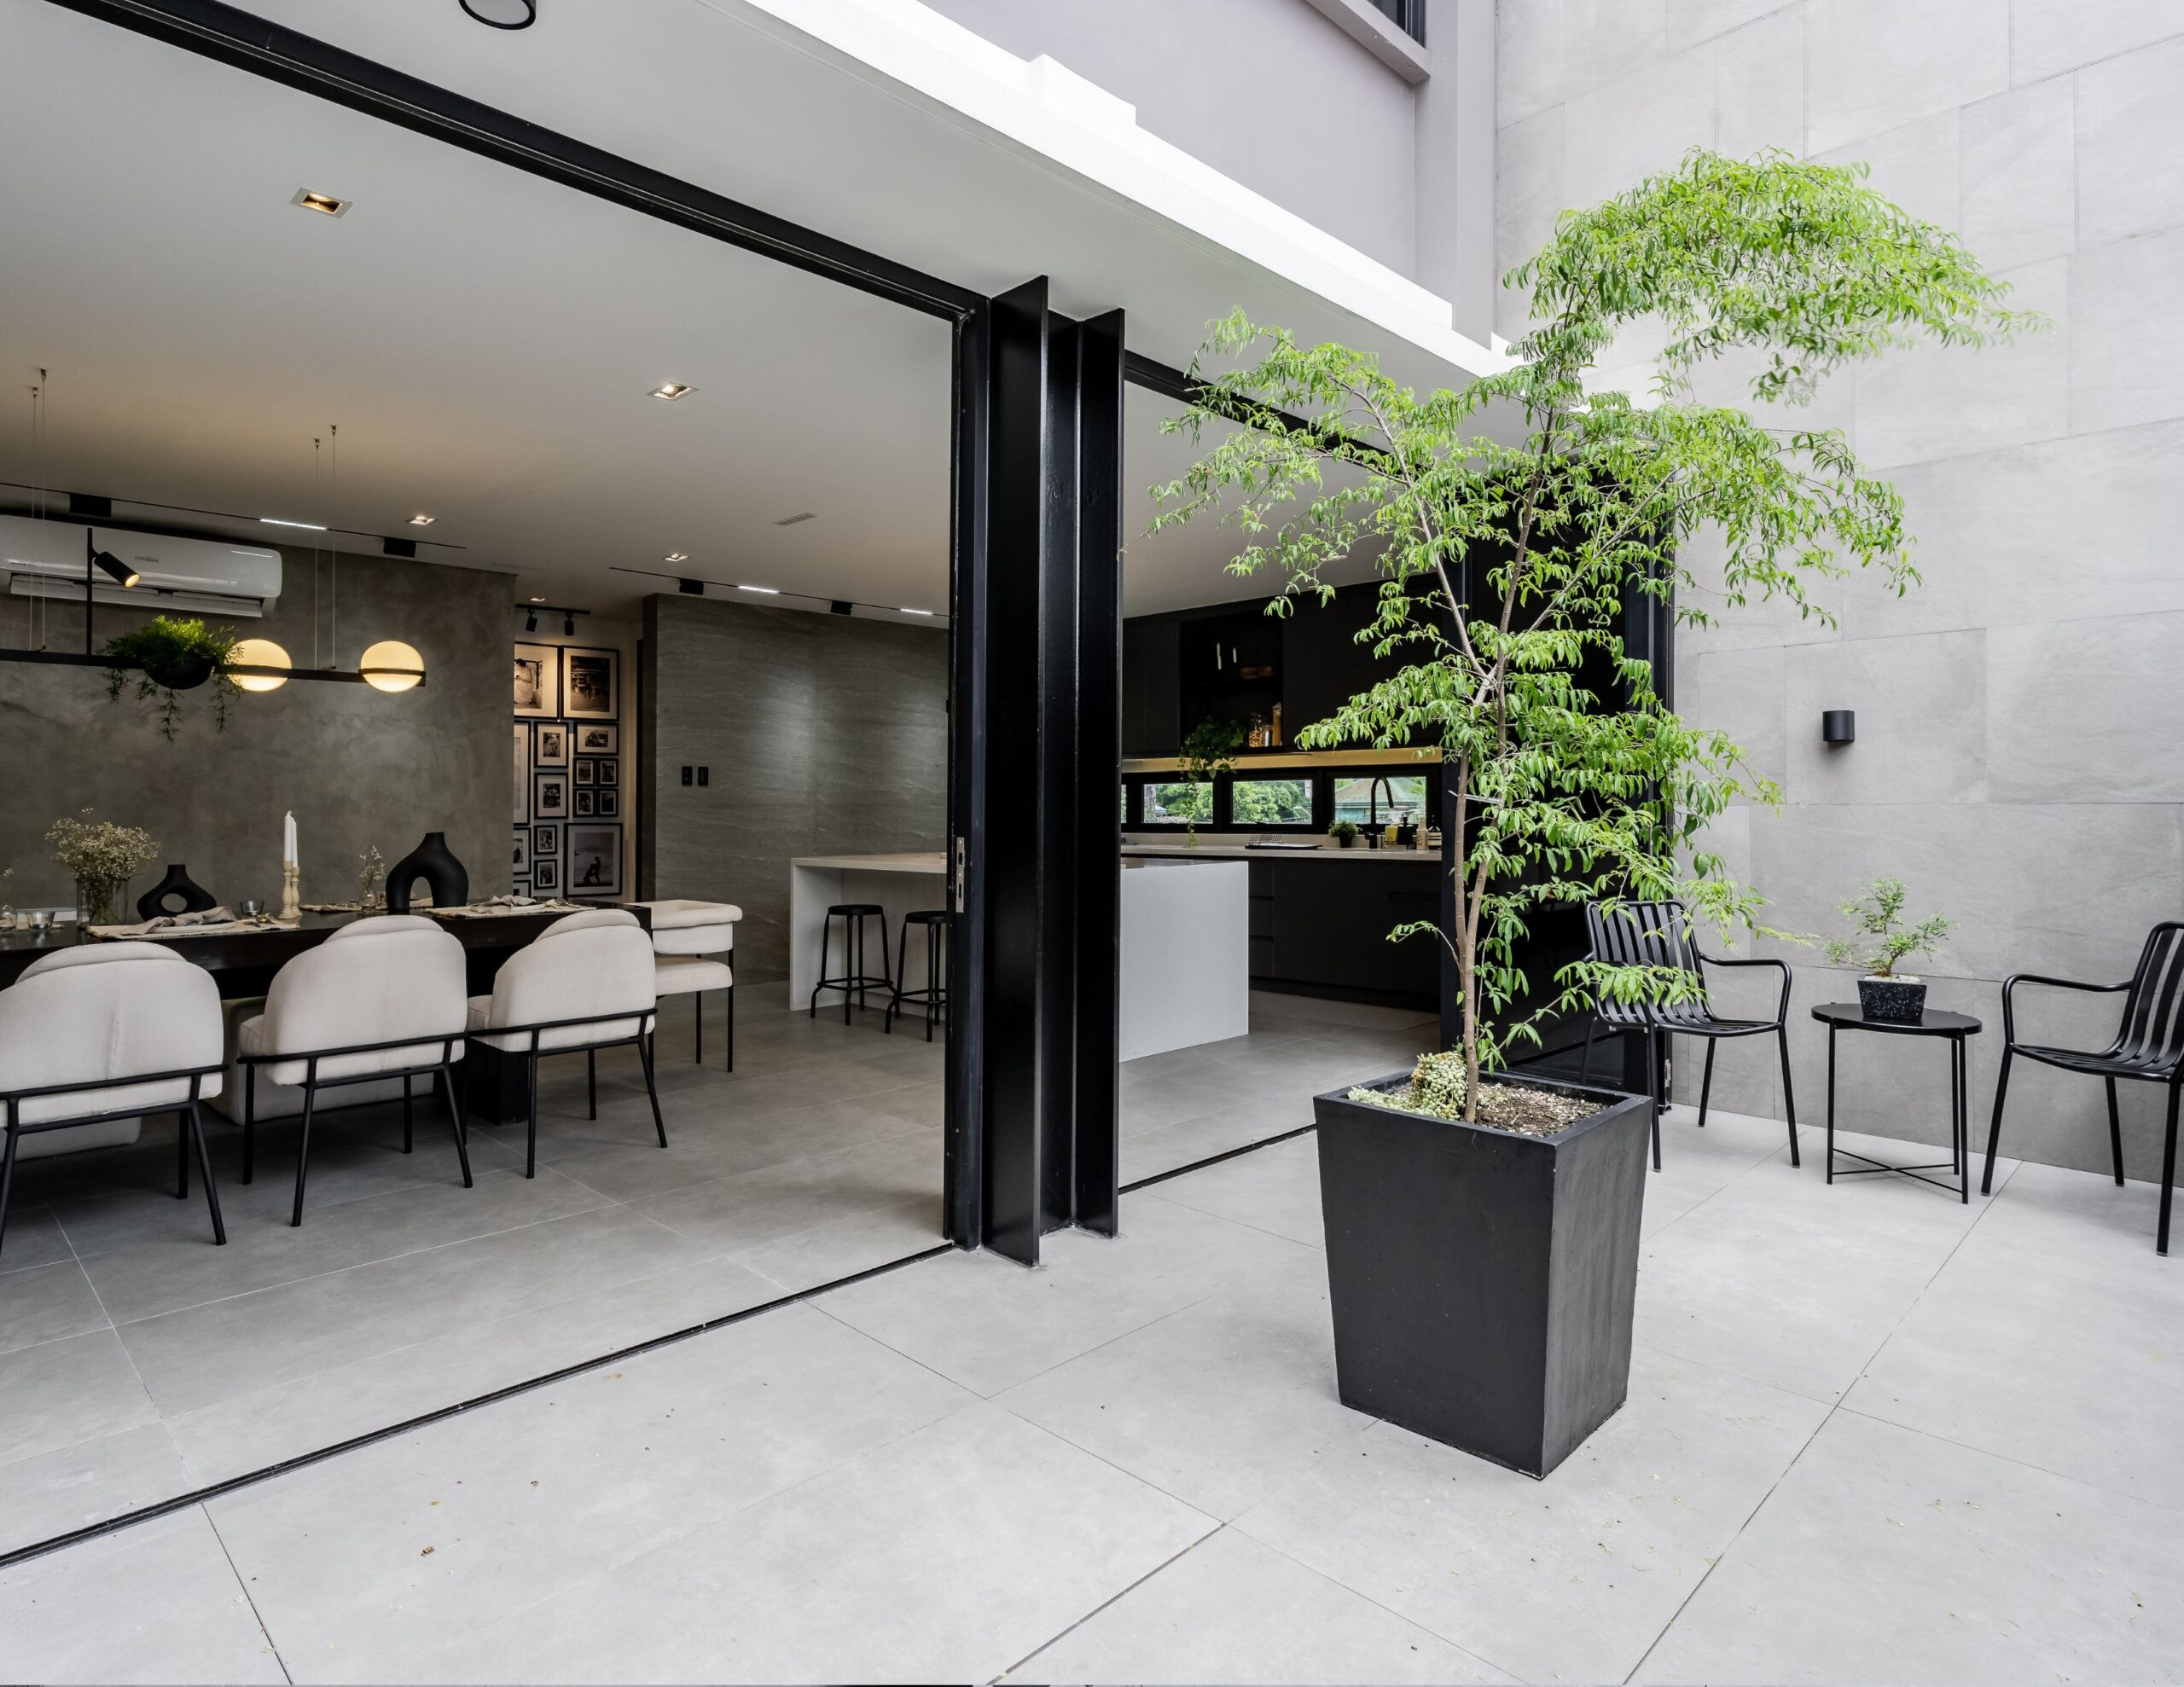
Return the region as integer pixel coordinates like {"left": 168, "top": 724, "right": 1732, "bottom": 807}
{"left": 0, "top": 991, "right": 1425, "bottom": 1563}
{"left": 6, "top": 1046, "right": 2181, "bottom": 1684}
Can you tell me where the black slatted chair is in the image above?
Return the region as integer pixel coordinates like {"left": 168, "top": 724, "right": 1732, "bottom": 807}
{"left": 1982, "top": 921, "right": 2184, "bottom": 1255}
{"left": 1579, "top": 900, "right": 1799, "bottom": 1172}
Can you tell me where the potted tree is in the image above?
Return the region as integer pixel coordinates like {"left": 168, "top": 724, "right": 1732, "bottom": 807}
{"left": 1828, "top": 876, "right": 1949, "bottom": 1023}
{"left": 1153, "top": 150, "right": 2030, "bottom": 1475}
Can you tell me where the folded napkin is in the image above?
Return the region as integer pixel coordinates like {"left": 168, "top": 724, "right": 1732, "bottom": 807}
{"left": 424, "top": 896, "right": 584, "bottom": 919}
{"left": 90, "top": 906, "right": 282, "bottom": 939}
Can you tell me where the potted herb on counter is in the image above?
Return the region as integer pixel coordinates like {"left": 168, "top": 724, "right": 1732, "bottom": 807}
{"left": 1327, "top": 820, "right": 1360, "bottom": 850}
{"left": 1153, "top": 150, "right": 2029, "bottom": 1474}
{"left": 1828, "top": 876, "right": 1949, "bottom": 1023}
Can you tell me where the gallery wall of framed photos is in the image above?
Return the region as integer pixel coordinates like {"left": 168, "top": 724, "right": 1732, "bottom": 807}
{"left": 513, "top": 624, "right": 637, "bottom": 901}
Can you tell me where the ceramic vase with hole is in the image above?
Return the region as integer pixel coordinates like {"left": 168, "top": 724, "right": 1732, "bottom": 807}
{"left": 386, "top": 832, "right": 469, "bottom": 914}
{"left": 136, "top": 863, "right": 218, "bottom": 921}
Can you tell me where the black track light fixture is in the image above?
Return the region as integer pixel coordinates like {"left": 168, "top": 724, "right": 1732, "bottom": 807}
{"left": 524, "top": 608, "right": 537, "bottom": 633}
{"left": 562, "top": 612, "right": 575, "bottom": 636}
{"left": 93, "top": 549, "right": 139, "bottom": 588}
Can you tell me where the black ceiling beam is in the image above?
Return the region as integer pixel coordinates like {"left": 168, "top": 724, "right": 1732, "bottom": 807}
{"left": 45, "top": 0, "right": 982, "bottom": 322}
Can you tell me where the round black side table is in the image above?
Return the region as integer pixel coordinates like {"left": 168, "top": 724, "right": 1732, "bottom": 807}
{"left": 1810, "top": 1003, "right": 1983, "bottom": 1203}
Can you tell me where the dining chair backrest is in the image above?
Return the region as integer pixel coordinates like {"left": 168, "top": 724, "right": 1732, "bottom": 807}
{"left": 484, "top": 907, "right": 654, "bottom": 1052}
{"left": 1583, "top": 901, "right": 1702, "bottom": 1029}
{"left": 0, "top": 942, "right": 223, "bottom": 1123}
{"left": 258, "top": 915, "right": 468, "bottom": 1081}
{"left": 2113, "top": 921, "right": 2184, "bottom": 1066}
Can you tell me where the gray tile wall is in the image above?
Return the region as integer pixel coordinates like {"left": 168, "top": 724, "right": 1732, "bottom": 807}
{"left": 641, "top": 596, "right": 949, "bottom": 985}
{"left": 0, "top": 546, "right": 511, "bottom": 915}
{"left": 1497, "top": 0, "right": 2184, "bottom": 1174}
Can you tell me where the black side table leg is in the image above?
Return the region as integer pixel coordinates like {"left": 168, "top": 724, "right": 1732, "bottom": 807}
{"left": 1825, "top": 1024, "right": 1838, "bottom": 1183}
{"left": 1955, "top": 1033, "right": 1969, "bottom": 1203}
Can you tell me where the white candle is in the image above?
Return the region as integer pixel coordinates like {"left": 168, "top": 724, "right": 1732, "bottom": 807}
{"left": 283, "top": 811, "right": 297, "bottom": 867}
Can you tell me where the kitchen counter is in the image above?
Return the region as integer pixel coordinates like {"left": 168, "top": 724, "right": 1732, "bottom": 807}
{"left": 1123, "top": 841, "right": 1441, "bottom": 864}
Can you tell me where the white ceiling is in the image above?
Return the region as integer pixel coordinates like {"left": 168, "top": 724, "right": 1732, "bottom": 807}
{"left": 0, "top": 0, "right": 1365, "bottom": 621}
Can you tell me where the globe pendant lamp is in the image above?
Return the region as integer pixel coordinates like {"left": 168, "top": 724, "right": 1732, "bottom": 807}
{"left": 228, "top": 637, "right": 292, "bottom": 692}
{"left": 360, "top": 640, "right": 426, "bottom": 693}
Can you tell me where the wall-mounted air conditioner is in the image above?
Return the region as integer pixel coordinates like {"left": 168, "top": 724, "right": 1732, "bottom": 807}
{"left": 1, "top": 515, "right": 283, "bottom": 618}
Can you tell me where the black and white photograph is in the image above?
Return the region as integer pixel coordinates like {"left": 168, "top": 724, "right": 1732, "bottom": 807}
{"left": 566, "top": 824, "right": 621, "bottom": 897}
{"left": 572, "top": 757, "right": 596, "bottom": 786}
{"left": 595, "top": 787, "right": 619, "bottom": 820}
{"left": 530, "top": 856, "right": 559, "bottom": 895}
{"left": 575, "top": 722, "right": 618, "bottom": 755}
{"left": 532, "top": 770, "right": 569, "bottom": 820}
{"left": 512, "top": 723, "right": 530, "bottom": 823}
{"left": 533, "top": 721, "right": 570, "bottom": 768}
{"left": 572, "top": 787, "right": 596, "bottom": 817}
{"left": 513, "top": 829, "right": 528, "bottom": 873}
{"left": 562, "top": 646, "right": 618, "bottom": 718}
{"left": 511, "top": 641, "right": 559, "bottom": 718}
{"left": 531, "top": 824, "right": 559, "bottom": 857}
{"left": 595, "top": 756, "right": 619, "bottom": 790}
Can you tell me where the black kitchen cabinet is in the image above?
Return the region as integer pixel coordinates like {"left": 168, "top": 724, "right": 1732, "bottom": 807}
{"left": 1249, "top": 856, "right": 1441, "bottom": 1011}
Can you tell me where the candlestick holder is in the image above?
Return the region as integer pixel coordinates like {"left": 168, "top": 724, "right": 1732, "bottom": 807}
{"left": 280, "top": 862, "right": 301, "bottom": 923}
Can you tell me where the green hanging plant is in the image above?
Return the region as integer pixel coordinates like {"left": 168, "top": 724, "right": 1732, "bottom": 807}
{"left": 101, "top": 616, "right": 244, "bottom": 740}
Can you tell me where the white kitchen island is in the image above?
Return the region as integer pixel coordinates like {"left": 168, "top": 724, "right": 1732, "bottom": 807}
{"left": 788, "top": 852, "right": 1249, "bottom": 1058}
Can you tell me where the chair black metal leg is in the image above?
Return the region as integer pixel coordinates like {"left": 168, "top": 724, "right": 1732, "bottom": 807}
{"left": 2159, "top": 1081, "right": 2179, "bottom": 1257}
{"left": 637, "top": 1035, "right": 667, "bottom": 1149}
{"left": 175, "top": 1105, "right": 189, "bottom": 1198}
{"left": 1578, "top": 1017, "right": 1597, "bottom": 1086}
{"left": 845, "top": 917, "right": 857, "bottom": 1025}
{"left": 289, "top": 1081, "right": 318, "bottom": 1227}
{"left": 526, "top": 1052, "right": 540, "bottom": 1179}
{"left": 403, "top": 1073, "right": 415, "bottom": 1155}
{"left": 1981, "top": 1046, "right": 2013, "bottom": 1195}
{"left": 587, "top": 1047, "right": 597, "bottom": 1121}
{"left": 724, "top": 983, "right": 734, "bottom": 1073}
{"left": 886, "top": 918, "right": 909, "bottom": 1035}
{"left": 694, "top": 988, "right": 703, "bottom": 1064}
{"left": 0, "top": 1125, "right": 20, "bottom": 1257}
{"left": 1777, "top": 1024, "right": 1801, "bottom": 1168}
{"left": 439, "top": 1062, "right": 473, "bottom": 1189}
{"left": 187, "top": 1101, "right": 226, "bottom": 1245}
{"left": 1646, "top": 1027, "right": 1662, "bottom": 1171}
{"left": 2106, "top": 1076, "right": 2125, "bottom": 1186}
{"left": 1697, "top": 1038, "right": 1716, "bottom": 1130}
{"left": 242, "top": 1065, "right": 255, "bottom": 1186}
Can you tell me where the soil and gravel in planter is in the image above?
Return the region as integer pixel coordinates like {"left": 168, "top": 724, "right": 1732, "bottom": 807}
{"left": 1346, "top": 1052, "right": 1605, "bottom": 1138}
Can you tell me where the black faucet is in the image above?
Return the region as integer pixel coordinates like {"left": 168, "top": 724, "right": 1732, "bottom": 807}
{"left": 1366, "top": 775, "right": 1395, "bottom": 847}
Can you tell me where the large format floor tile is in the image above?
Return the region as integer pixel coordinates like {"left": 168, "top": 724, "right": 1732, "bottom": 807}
{"left": 1636, "top": 1411, "right": 2184, "bottom": 1685}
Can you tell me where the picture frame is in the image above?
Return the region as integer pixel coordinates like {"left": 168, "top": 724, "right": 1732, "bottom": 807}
{"left": 561, "top": 646, "right": 618, "bottom": 719}
{"left": 531, "top": 857, "right": 560, "bottom": 894}
{"left": 533, "top": 722, "right": 570, "bottom": 768}
{"left": 595, "top": 756, "right": 619, "bottom": 789}
{"left": 575, "top": 722, "right": 619, "bottom": 756}
{"left": 595, "top": 787, "right": 619, "bottom": 820}
{"left": 572, "top": 787, "right": 597, "bottom": 817}
{"left": 513, "top": 829, "right": 529, "bottom": 873}
{"left": 531, "top": 824, "right": 560, "bottom": 856}
{"left": 572, "top": 757, "right": 596, "bottom": 787}
{"left": 513, "top": 724, "right": 531, "bottom": 823}
{"left": 566, "top": 824, "right": 622, "bottom": 898}
{"left": 532, "top": 770, "right": 569, "bottom": 820}
{"left": 512, "top": 642, "right": 560, "bottom": 718}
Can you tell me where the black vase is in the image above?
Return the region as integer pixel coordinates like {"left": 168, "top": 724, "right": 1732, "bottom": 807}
{"left": 386, "top": 832, "right": 469, "bottom": 914}
{"left": 136, "top": 863, "right": 218, "bottom": 921}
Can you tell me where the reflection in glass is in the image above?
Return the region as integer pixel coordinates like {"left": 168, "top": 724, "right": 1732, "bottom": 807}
{"left": 1332, "top": 774, "right": 1427, "bottom": 826}
{"left": 1145, "top": 780, "right": 1212, "bottom": 822}
{"left": 1231, "top": 777, "right": 1312, "bottom": 826}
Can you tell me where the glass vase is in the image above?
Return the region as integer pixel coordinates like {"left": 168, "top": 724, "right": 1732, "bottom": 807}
{"left": 75, "top": 877, "right": 119, "bottom": 929}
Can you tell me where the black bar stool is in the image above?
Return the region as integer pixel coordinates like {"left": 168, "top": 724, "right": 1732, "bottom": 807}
{"left": 810, "top": 903, "right": 892, "bottom": 1024}
{"left": 886, "top": 910, "right": 950, "bottom": 1041}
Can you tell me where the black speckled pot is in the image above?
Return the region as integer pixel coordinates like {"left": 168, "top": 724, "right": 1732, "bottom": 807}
{"left": 1858, "top": 976, "right": 1927, "bottom": 1023}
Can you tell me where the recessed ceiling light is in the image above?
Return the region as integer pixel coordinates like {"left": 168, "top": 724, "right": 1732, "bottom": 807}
{"left": 649, "top": 382, "right": 695, "bottom": 401}
{"left": 898, "top": 606, "right": 935, "bottom": 617}
{"left": 290, "top": 188, "right": 351, "bottom": 217}
{"left": 737, "top": 584, "right": 780, "bottom": 595}
{"left": 773, "top": 511, "right": 817, "bottom": 527}
{"left": 409, "top": 513, "right": 435, "bottom": 527}
{"left": 664, "top": 552, "right": 688, "bottom": 563}
{"left": 261, "top": 517, "right": 327, "bottom": 530}
{"left": 528, "top": 596, "right": 546, "bottom": 603}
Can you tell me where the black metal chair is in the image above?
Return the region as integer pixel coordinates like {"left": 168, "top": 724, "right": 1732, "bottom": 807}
{"left": 810, "top": 903, "right": 892, "bottom": 1024}
{"left": 1982, "top": 921, "right": 2184, "bottom": 1255}
{"left": 885, "top": 910, "right": 950, "bottom": 1041}
{"left": 1579, "top": 901, "right": 1799, "bottom": 1172}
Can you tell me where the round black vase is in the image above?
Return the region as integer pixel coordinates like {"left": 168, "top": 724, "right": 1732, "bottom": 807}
{"left": 1857, "top": 976, "right": 1928, "bottom": 1024}
{"left": 136, "top": 863, "right": 218, "bottom": 921}
{"left": 386, "top": 832, "right": 469, "bottom": 914}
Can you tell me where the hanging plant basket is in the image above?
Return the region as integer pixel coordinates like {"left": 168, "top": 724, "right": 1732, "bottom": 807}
{"left": 101, "top": 616, "right": 243, "bottom": 740}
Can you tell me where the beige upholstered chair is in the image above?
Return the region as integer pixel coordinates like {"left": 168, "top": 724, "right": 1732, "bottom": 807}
{"left": 236, "top": 915, "right": 472, "bottom": 1226}
{"left": 0, "top": 942, "right": 227, "bottom": 1255}
{"left": 466, "top": 907, "right": 660, "bottom": 1177}
{"left": 631, "top": 900, "right": 740, "bottom": 1070}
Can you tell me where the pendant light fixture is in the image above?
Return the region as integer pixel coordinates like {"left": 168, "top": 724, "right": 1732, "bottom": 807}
{"left": 229, "top": 637, "right": 291, "bottom": 691}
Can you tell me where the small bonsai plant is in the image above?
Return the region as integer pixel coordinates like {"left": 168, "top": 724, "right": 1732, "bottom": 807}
{"left": 48, "top": 809, "right": 159, "bottom": 927}
{"left": 1828, "top": 875, "right": 1949, "bottom": 1023}
{"left": 1176, "top": 716, "right": 1244, "bottom": 844}
{"left": 1328, "top": 820, "right": 1360, "bottom": 849}
{"left": 102, "top": 616, "right": 243, "bottom": 740}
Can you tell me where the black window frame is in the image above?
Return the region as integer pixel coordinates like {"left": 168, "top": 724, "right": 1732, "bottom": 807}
{"left": 1123, "top": 762, "right": 1441, "bottom": 837}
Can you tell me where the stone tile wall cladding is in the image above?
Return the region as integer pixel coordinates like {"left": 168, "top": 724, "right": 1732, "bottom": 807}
{"left": 1496, "top": 0, "right": 2184, "bottom": 1175}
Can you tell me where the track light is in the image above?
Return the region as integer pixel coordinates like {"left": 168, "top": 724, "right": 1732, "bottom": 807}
{"left": 563, "top": 613, "right": 575, "bottom": 636}
{"left": 93, "top": 550, "right": 139, "bottom": 588}
{"left": 525, "top": 609, "right": 537, "bottom": 633}
{"left": 678, "top": 579, "right": 704, "bottom": 595}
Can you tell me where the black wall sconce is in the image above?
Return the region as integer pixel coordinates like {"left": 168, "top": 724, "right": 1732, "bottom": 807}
{"left": 1821, "top": 710, "right": 1856, "bottom": 745}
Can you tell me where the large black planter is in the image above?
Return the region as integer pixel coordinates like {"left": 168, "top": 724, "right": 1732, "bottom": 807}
{"left": 386, "top": 832, "right": 469, "bottom": 914}
{"left": 1314, "top": 1071, "right": 1651, "bottom": 1478}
